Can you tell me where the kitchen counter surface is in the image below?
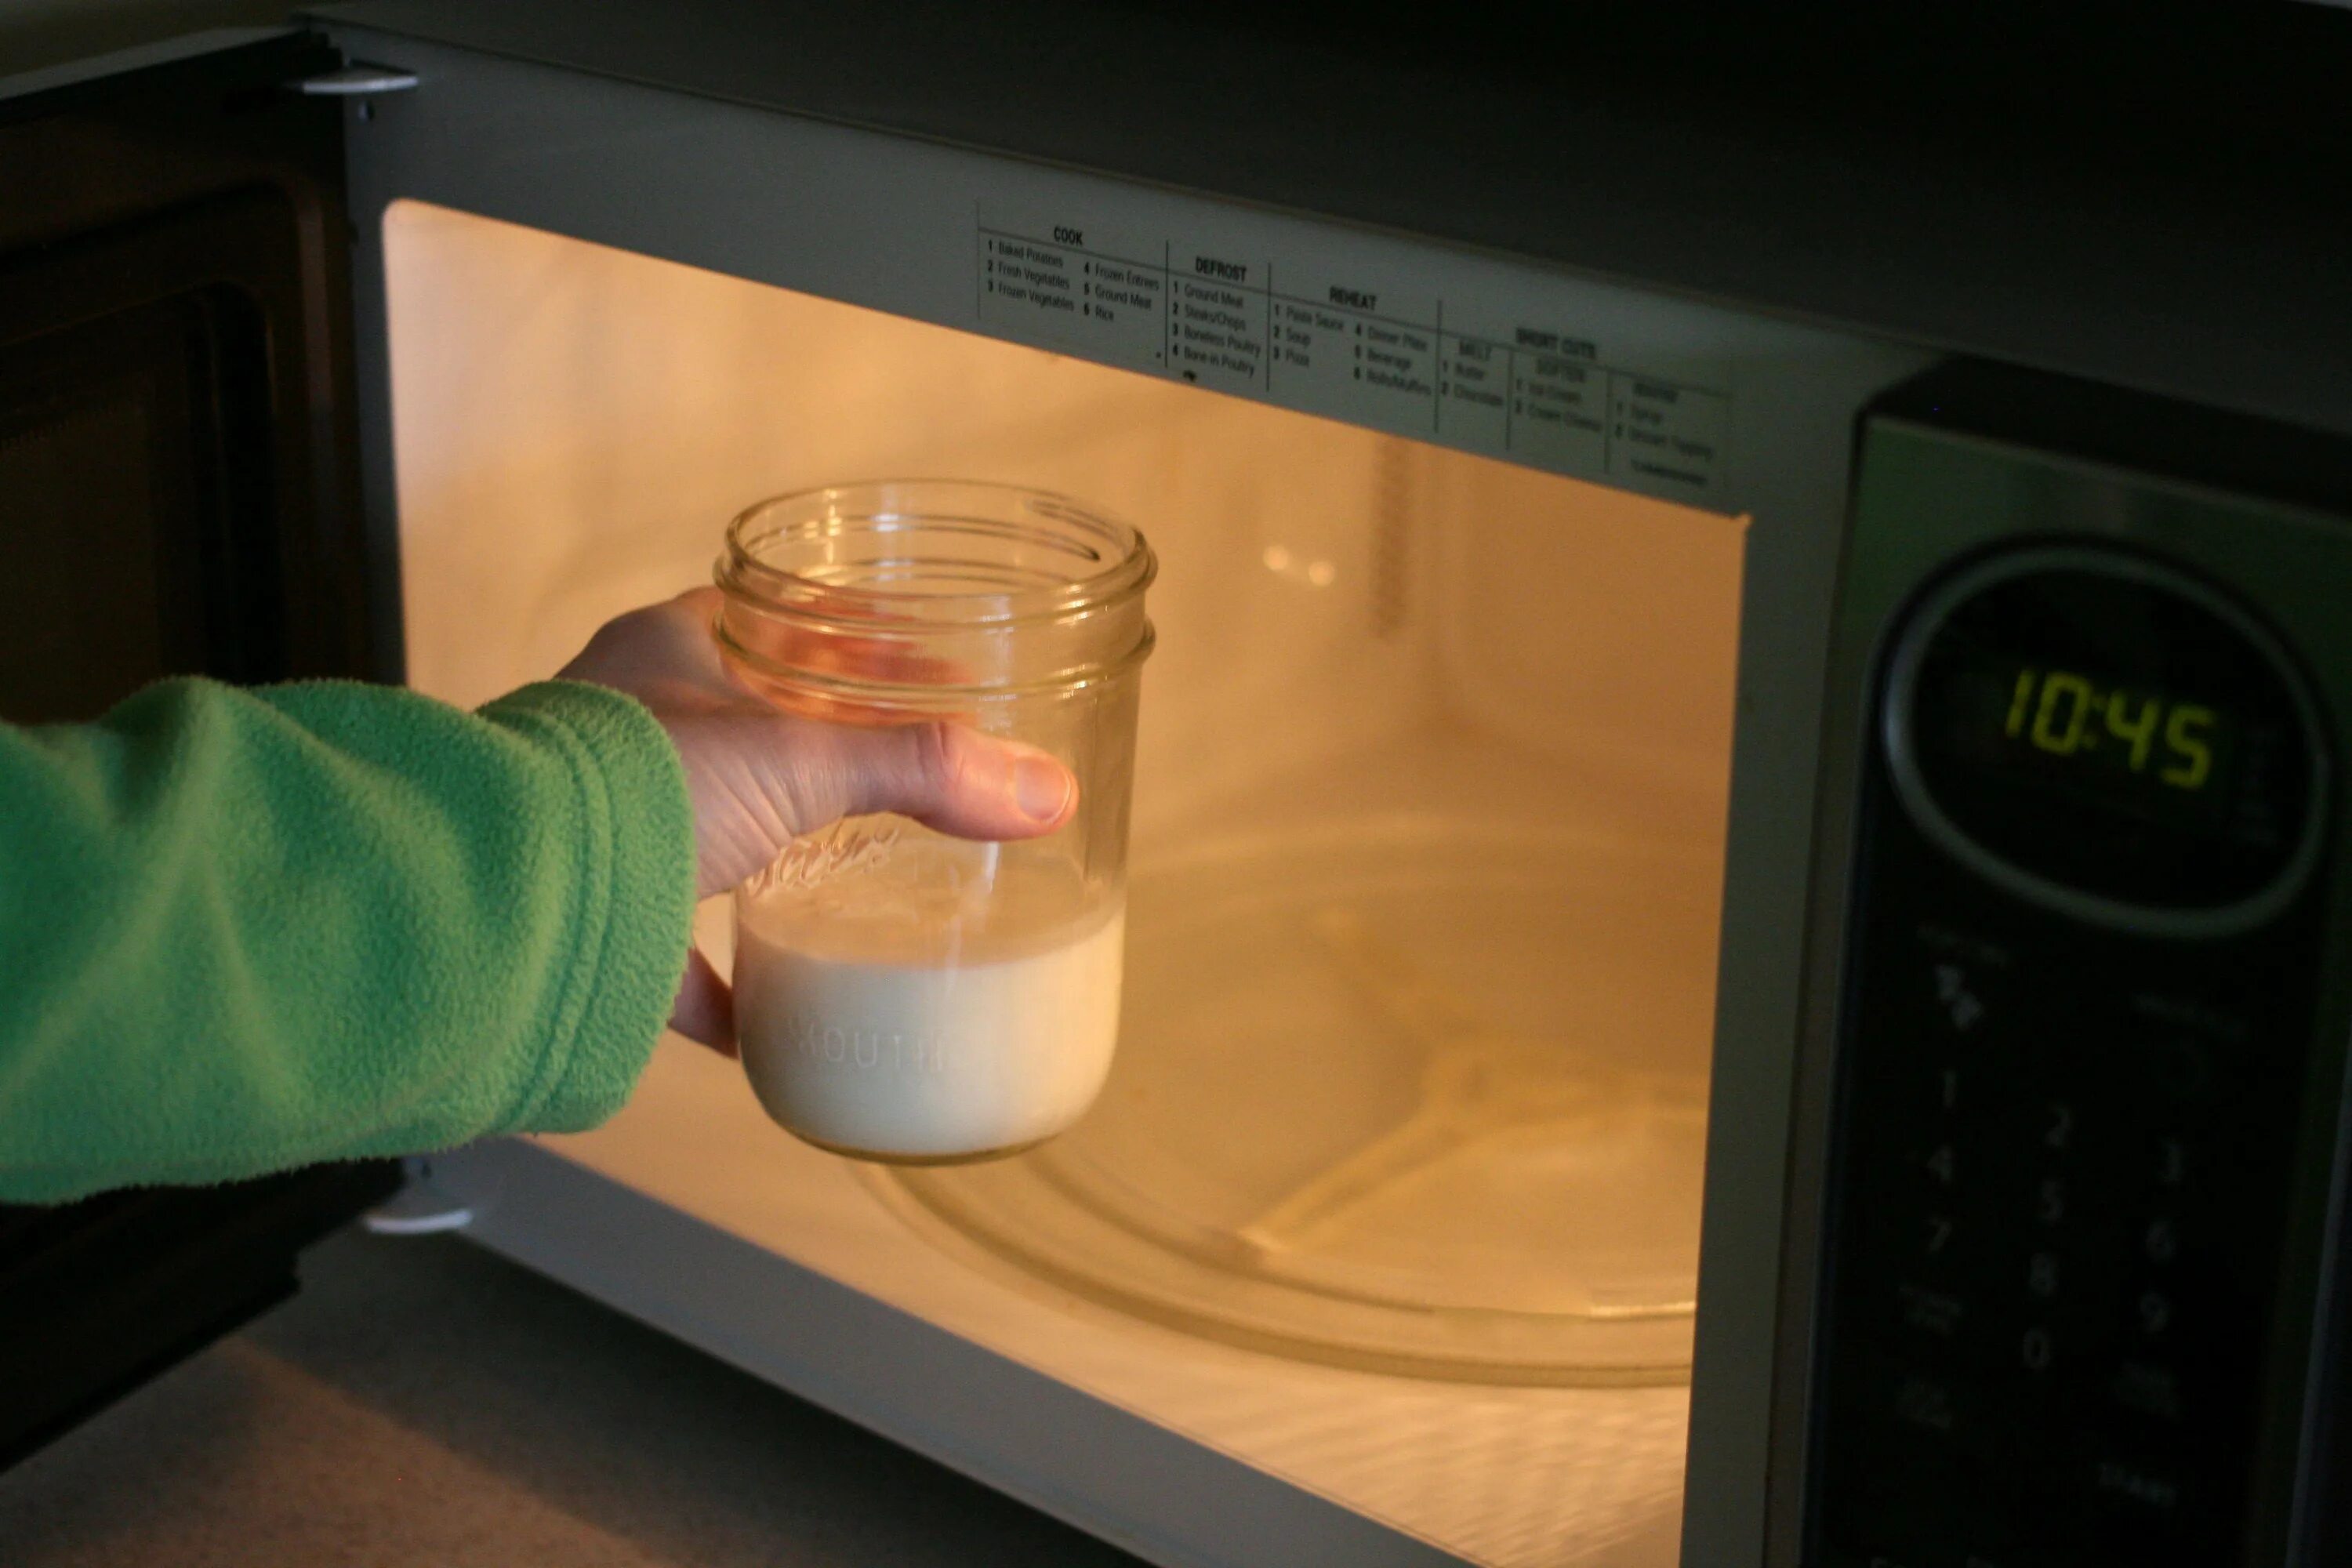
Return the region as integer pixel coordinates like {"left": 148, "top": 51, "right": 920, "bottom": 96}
{"left": 0, "top": 1223, "right": 1147, "bottom": 1566}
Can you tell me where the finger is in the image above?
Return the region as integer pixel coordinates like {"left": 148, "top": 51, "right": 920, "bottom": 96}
{"left": 793, "top": 720, "right": 1079, "bottom": 843}
{"left": 666, "top": 945, "right": 738, "bottom": 1056}
{"left": 679, "top": 717, "right": 1083, "bottom": 894}
{"left": 716, "top": 622, "right": 964, "bottom": 710}
{"left": 695, "top": 716, "right": 1076, "bottom": 848}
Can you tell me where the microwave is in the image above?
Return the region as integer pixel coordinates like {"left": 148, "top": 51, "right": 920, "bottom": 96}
{"left": 4, "top": 6, "right": 2349, "bottom": 1564}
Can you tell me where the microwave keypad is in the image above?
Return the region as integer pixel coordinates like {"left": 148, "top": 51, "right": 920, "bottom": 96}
{"left": 1806, "top": 818, "right": 2328, "bottom": 1567}
{"left": 1806, "top": 549, "right": 2335, "bottom": 1567}
{"left": 1797, "top": 719, "right": 2333, "bottom": 1561}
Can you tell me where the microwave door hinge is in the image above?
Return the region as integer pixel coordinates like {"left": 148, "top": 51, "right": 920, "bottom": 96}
{"left": 293, "top": 64, "right": 419, "bottom": 96}
{"left": 361, "top": 1157, "right": 474, "bottom": 1236}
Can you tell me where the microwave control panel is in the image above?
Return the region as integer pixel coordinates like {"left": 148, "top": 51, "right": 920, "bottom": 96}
{"left": 1803, "top": 401, "right": 2350, "bottom": 1568}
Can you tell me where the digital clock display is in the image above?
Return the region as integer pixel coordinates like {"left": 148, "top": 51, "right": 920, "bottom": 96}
{"left": 1900, "top": 558, "right": 2315, "bottom": 913}
{"left": 1928, "top": 655, "right": 2235, "bottom": 827}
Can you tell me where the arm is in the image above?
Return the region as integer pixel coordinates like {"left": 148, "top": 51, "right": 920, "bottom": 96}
{"left": 0, "top": 590, "right": 1075, "bottom": 1204}
{"left": 0, "top": 676, "right": 696, "bottom": 1203}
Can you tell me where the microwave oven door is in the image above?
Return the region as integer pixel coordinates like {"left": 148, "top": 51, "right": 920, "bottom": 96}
{"left": 0, "top": 29, "right": 397, "bottom": 1467}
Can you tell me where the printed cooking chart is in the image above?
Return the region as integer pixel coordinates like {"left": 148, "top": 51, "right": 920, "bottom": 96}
{"left": 976, "top": 209, "right": 1731, "bottom": 499}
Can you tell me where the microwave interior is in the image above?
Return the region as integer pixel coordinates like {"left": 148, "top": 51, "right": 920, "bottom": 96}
{"left": 387, "top": 197, "right": 1744, "bottom": 1559}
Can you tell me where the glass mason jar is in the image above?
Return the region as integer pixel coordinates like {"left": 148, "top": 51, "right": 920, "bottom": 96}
{"left": 715, "top": 481, "right": 1155, "bottom": 1163}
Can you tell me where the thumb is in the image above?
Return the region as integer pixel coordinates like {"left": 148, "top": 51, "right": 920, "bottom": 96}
{"left": 677, "top": 716, "right": 1080, "bottom": 896}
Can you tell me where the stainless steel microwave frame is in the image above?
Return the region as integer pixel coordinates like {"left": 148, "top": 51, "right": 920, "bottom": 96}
{"left": 9, "top": 5, "right": 2350, "bottom": 1563}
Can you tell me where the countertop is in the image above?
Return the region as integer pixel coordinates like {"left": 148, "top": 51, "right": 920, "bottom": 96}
{"left": 0, "top": 1224, "right": 1147, "bottom": 1566}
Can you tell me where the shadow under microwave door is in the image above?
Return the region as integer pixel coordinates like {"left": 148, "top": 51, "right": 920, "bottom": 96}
{"left": 0, "top": 27, "right": 394, "bottom": 1468}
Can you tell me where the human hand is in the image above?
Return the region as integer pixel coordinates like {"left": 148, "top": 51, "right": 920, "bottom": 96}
{"left": 558, "top": 587, "right": 1076, "bottom": 1053}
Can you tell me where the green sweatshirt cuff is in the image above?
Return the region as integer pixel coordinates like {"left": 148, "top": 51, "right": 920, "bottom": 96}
{"left": 475, "top": 681, "right": 697, "bottom": 1134}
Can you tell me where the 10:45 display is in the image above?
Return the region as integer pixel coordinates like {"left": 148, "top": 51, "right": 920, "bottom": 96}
{"left": 2004, "top": 666, "right": 2215, "bottom": 789}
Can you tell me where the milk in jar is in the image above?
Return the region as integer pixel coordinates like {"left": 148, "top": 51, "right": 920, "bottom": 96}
{"left": 735, "top": 833, "right": 1127, "bottom": 1160}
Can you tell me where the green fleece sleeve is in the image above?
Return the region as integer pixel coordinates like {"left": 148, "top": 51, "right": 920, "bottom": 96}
{"left": 0, "top": 677, "right": 697, "bottom": 1203}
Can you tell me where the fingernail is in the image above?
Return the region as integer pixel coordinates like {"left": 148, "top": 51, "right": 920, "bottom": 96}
{"left": 1014, "top": 754, "right": 1073, "bottom": 822}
